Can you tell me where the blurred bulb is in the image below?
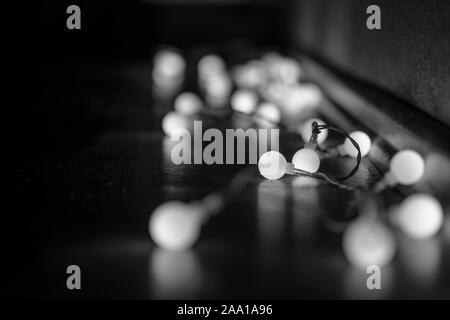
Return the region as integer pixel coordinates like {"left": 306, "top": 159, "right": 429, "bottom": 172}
{"left": 232, "top": 61, "right": 267, "bottom": 89}
{"left": 149, "top": 201, "right": 202, "bottom": 251}
{"left": 390, "top": 150, "right": 425, "bottom": 185}
{"left": 204, "top": 74, "right": 232, "bottom": 106}
{"left": 393, "top": 193, "right": 443, "bottom": 239}
{"left": 291, "top": 148, "right": 320, "bottom": 173}
{"left": 255, "top": 102, "right": 281, "bottom": 126}
{"left": 153, "top": 49, "right": 186, "bottom": 79}
{"left": 276, "top": 57, "right": 302, "bottom": 85}
{"left": 231, "top": 90, "right": 258, "bottom": 114}
{"left": 343, "top": 216, "right": 397, "bottom": 269}
{"left": 344, "top": 131, "right": 372, "bottom": 158}
{"left": 198, "top": 54, "right": 226, "bottom": 80}
{"left": 258, "top": 151, "right": 288, "bottom": 180}
{"left": 299, "top": 118, "right": 328, "bottom": 144}
{"left": 174, "top": 92, "right": 203, "bottom": 116}
{"left": 162, "top": 111, "right": 190, "bottom": 137}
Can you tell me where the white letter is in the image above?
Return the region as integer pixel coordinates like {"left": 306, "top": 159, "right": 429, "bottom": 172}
{"left": 66, "top": 265, "right": 81, "bottom": 290}
{"left": 66, "top": 5, "right": 81, "bottom": 30}
{"left": 366, "top": 5, "right": 381, "bottom": 30}
{"left": 171, "top": 129, "right": 191, "bottom": 164}
{"left": 366, "top": 265, "right": 381, "bottom": 290}
{"left": 194, "top": 121, "right": 203, "bottom": 164}
{"left": 203, "top": 128, "right": 223, "bottom": 164}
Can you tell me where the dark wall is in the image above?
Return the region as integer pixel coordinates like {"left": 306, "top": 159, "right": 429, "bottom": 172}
{"left": 289, "top": 0, "right": 450, "bottom": 126}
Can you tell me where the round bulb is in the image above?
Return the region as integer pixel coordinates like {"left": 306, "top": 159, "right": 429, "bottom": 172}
{"left": 255, "top": 102, "right": 281, "bottom": 125}
{"left": 149, "top": 201, "right": 201, "bottom": 251}
{"left": 343, "top": 217, "right": 396, "bottom": 269}
{"left": 231, "top": 90, "right": 258, "bottom": 115}
{"left": 258, "top": 151, "right": 287, "bottom": 180}
{"left": 162, "top": 111, "right": 190, "bottom": 137}
{"left": 394, "top": 193, "right": 443, "bottom": 239}
{"left": 344, "top": 131, "right": 372, "bottom": 158}
{"left": 174, "top": 92, "right": 203, "bottom": 116}
{"left": 300, "top": 118, "right": 328, "bottom": 145}
{"left": 276, "top": 57, "right": 302, "bottom": 85}
{"left": 390, "top": 150, "right": 425, "bottom": 185}
{"left": 153, "top": 49, "right": 185, "bottom": 79}
{"left": 198, "top": 54, "right": 225, "bottom": 80}
{"left": 292, "top": 148, "right": 320, "bottom": 173}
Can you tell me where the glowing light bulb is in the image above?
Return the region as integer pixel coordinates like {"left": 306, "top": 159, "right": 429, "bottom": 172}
{"left": 174, "top": 92, "right": 203, "bottom": 116}
{"left": 198, "top": 54, "right": 226, "bottom": 80}
{"left": 258, "top": 151, "right": 290, "bottom": 180}
{"left": 276, "top": 57, "right": 302, "bottom": 85}
{"left": 231, "top": 90, "right": 258, "bottom": 115}
{"left": 291, "top": 148, "right": 320, "bottom": 173}
{"left": 343, "top": 131, "right": 372, "bottom": 158}
{"left": 162, "top": 111, "right": 190, "bottom": 138}
{"left": 204, "top": 74, "right": 232, "bottom": 107}
{"left": 255, "top": 102, "right": 281, "bottom": 127}
{"left": 393, "top": 194, "right": 443, "bottom": 239}
{"left": 232, "top": 61, "right": 267, "bottom": 89}
{"left": 149, "top": 201, "right": 202, "bottom": 251}
{"left": 299, "top": 118, "right": 328, "bottom": 144}
{"left": 343, "top": 217, "right": 397, "bottom": 269}
{"left": 153, "top": 49, "right": 185, "bottom": 79}
{"left": 390, "top": 150, "right": 425, "bottom": 185}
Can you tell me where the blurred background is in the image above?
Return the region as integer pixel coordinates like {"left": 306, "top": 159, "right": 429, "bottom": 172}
{"left": 8, "top": 0, "right": 450, "bottom": 299}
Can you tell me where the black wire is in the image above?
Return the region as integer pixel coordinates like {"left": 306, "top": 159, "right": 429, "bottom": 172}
{"left": 310, "top": 122, "right": 361, "bottom": 180}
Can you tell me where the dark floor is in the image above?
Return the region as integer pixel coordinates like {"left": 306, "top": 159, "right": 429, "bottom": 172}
{"left": 10, "top": 58, "right": 450, "bottom": 299}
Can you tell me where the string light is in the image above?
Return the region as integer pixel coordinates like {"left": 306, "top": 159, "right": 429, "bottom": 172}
{"left": 375, "top": 150, "right": 425, "bottom": 191}
{"left": 254, "top": 102, "right": 281, "bottom": 128}
{"left": 340, "top": 131, "right": 372, "bottom": 158}
{"left": 174, "top": 92, "right": 203, "bottom": 116}
{"left": 389, "top": 150, "right": 425, "bottom": 185}
{"left": 392, "top": 193, "right": 443, "bottom": 239}
{"left": 300, "top": 118, "right": 328, "bottom": 145}
{"left": 198, "top": 54, "right": 226, "bottom": 81}
{"left": 291, "top": 147, "right": 320, "bottom": 173}
{"left": 258, "top": 151, "right": 293, "bottom": 180}
{"left": 161, "top": 111, "right": 191, "bottom": 138}
{"left": 152, "top": 48, "right": 186, "bottom": 89}
{"left": 231, "top": 90, "right": 258, "bottom": 115}
{"left": 149, "top": 201, "right": 203, "bottom": 251}
{"left": 149, "top": 194, "right": 224, "bottom": 251}
{"left": 343, "top": 215, "right": 397, "bottom": 269}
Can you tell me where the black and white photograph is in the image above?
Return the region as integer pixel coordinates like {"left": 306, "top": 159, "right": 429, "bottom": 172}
{"left": 6, "top": 0, "right": 450, "bottom": 307}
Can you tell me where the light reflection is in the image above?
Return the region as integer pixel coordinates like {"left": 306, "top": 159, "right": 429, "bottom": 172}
{"left": 398, "top": 235, "right": 441, "bottom": 289}
{"left": 291, "top": 176, "right": 319, "bottom": 241}
{"left": 148, "top": 249, "right": 203, "bottom": 299}
{"left": 257, "top": 180, "right": 287, "bottom": 245}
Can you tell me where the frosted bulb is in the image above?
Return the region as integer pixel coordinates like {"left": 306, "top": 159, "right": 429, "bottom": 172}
{"left": 204, "top": 74, "right": 232, "bottom": 100}
{"left": 277, "top": 57, "right": 302, "bottom": 85}
{"left": 258, "top": 151, "right": 288, "bottom": 180}
{"left": 291, "top": 148, "right": 320, "bottom": 173}
{"left": 232, "top": 61, "right": 266, "bottom": 89}
{"left": 231, "top": 90, "right": 258, "bottom": 114}
{"left": 174, "top": 92, "right": 203, "bottom": 116}
{"left": 153, "top": 49, "right": 185, "bottom": 78}
{"left": 255, "top": 102, "right": 281, "bottom": 125}
{"left": 300, "top": 118, "right": 328, "bottom": 144}
{"left": 390, "top": 150, "right": 425, "bottom": 185}
{"left": 198, "top": 54, "right": 225, "bottom": 80}
{"left": 149, "top": 201, "right": 201, "bottom": 251}
{"left": 343, "top": 217, "right": 396, "bottom": 269}
{"left": 162, "top": 111, "right": 190, "bottom": 137}
{"left": 394, "top": 194, "right": 443, "bottom": 239}
{"left": 344, "top": 131, "right": 372, "bottom": 158}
